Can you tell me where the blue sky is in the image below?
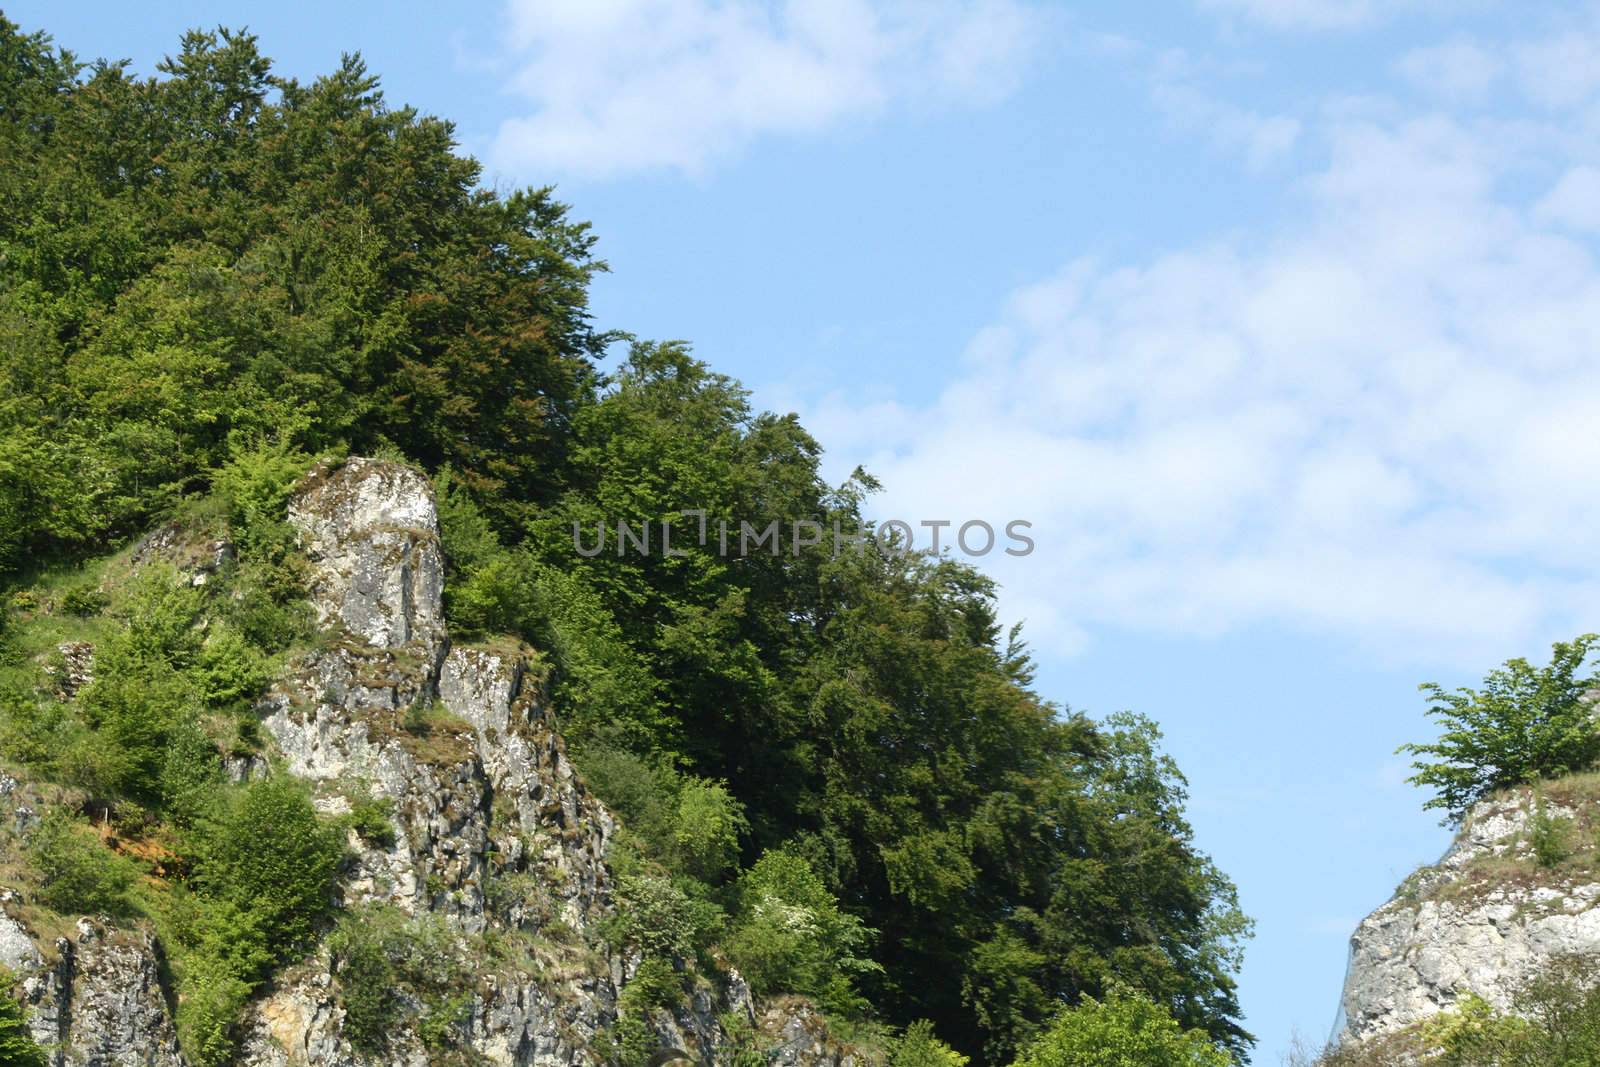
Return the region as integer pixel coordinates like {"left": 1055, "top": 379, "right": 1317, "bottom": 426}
{"left": 13, "top": 0, "right": 1600, "bottom": 1058}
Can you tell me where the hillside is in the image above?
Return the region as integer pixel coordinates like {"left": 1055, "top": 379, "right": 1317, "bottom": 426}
{"left": 0, "top": 16, "right": 1250, "bottom": 1067}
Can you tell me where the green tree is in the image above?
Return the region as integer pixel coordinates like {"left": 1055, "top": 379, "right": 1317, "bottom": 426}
{"left": 24, "top": 812, "right": 138, "bottom": 916}
{"left": 726, "top": 849, "right": 881, "bottom": 1017}
{"left": 1012, "top": 989, "right": 1234, "bottom": 1067}
{"left": 1401, "top": 635, "right": 1600, "bottom": 822}
{"left": 0, "top": 975, "right": 48, "bottom": 1067}
{"left": 892, "top": 1020, "right": 970, "bottom": 1067}
{"left": 191, "top": 775, "right": 343, "bottom": 954}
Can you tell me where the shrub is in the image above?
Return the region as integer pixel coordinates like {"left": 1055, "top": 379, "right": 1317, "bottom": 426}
{"left": 613, "top": 956, "right": 684, "bottom": 1067}
{"left": 1013, "top": 988, "right": 1234, "bottom": 1067}
{"left": 1530, "top": 799, "right": 1575, "bottom": 869}
{"left": 1401, "top": 635, "right": 1600, "bottom": 822}
{"left": 25, "top": 812, "right": 138, "bottom": 916}
{"left": 166, "top": 893, "right": 273, "bottom": 1067}
{"left": 672, "top": 777, "right": 748, "bottom": 883}
{"left": 209, "top": 435, "right": 313, "bottom": 556}
{"left": 724, "top": 849, "right": 880, "bottom": 1017}
{"left": 192, "top": 776, "right": 344, "bottom": 955}
{"left": 110, "top": 567, "right": 203, "bottom": 669}
{"left": 891, "top": 1020, "right": 969, "bottom": 1067}
{"left": 344, "top": 794, "right": 397, "bottom": 848}
{"left": 570, "top": 744, "right": 679, "bottom": 852}
{"left": 195, "top": 625, "right": 270, "bottom": 709}
{"left": 1421, "top": 960, "right": 1600, "bottom": 1066}
{"left": 326, "top": 908, "right": 463, "bottom": 1055}
{"left": 611, "top": 872, "right": 720, "bottom": 961}
{"left": 331, "top": 922, "right": 397, "bottom": 1053}
{"left": 59, "top": 582, "right": 109, "bottom": 617}
{"left": 77, "top": 657, "right": 195, "bottom": 804}
{"left": 221, "top": 555, "right": 312, "bottom": 652}
{"left": 160, "top": 716, "right": 223, "bottom": 825}
{"left": 0, "top": 973, "right": 47, "bottom": 1067}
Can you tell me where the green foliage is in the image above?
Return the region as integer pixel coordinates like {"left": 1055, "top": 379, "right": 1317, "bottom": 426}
{"left": 195, "top": 624, "right": 270, "bottom": 710}
{"left": 59, "top": 582, "right": 109, "bottom": 617}
{"left": 1421, "top": 959, "right": 1600, "bottom": 1066}
{"left": 191, "top": 775, "right": 344, "bottom": 954}
{"left": 24, "top": 812, "right": 138, "bottom": 916}
{"left": 329, "top": 919, "right": 399, "bottom": 1053}
{"left": 343, "top": 794, "right": 397, "bottom": 848}
{"left": 610, "top": 871, "right": 722, "bottom": 963}
{"left": 1401, "top": 635, "right": 1600, "bottom": 822}
{"left": 892, "top": 1020, "right": 970, "bottom": 1067}
{"left": 672, "top": 777, "right": 748, "bottom": 883}
{"left": 209, "top": 434, "right": 313, "bottom": 555}
{"left": 327, "top": 907, "right": 463, "bottom": 1056}
{"left": 614, "top": 956, "right": 685, "bottom": 1067}
{"left": 0, "top": 972, "right": 48, "bottom": 1067}
{"left": 1529, "top": 797, "right": 1575, "bottom": 869}
{"left": 0, "top": 20, "right": 606, "bottom": 572}
{"left": 160, "top": 715, "right": 224, "bottom": 825}
{"left": 1011, "top": 989, "right": 1235, "bottom": 1067}
{"left": 160, "top": 777, "right": 344, "bottom": 1064}
{"left": 0, "top": 15, "right": 1256, "bottom": 1064}
{"left": 725, "top": 850, "right": 881, "bottom": 1018}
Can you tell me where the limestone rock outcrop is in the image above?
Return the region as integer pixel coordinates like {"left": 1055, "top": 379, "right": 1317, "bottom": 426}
{"left": 0, "top": 457, "right": 850, "bottom": 1066}
{"left": 1338, "top": 789, "right": 1600, "bottom": 1047}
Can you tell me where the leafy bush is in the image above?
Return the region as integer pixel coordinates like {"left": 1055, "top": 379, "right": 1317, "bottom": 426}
{"left": 164, "top": 893, "right": 273, "bottom": 1066}
{"left": 330, "top": 920, "right": 398, "bottom": 1053}
{"left": 1421, "top": 959, "right": 1600, "bottom": 1066}
{"left": 219, "top": 554, "right": 312, "bottom": 653}
{"left": 159, "top": 716, "right": 223, "bottom": 825}
{"left": 610, "top": 871, "right": 721, "bottom": 962}
{"left": 59, "top": 582, "right": 109, "bottom": 617}
{"left": 724, "top": 849, "right": 881, "bottom": 1018}
{"left": 0, "top": 973, "right": 47, "bottom": 1067}
{"left": 1529, "top": 799, "right": 1575, "bottom": 869}
{"left": 24, "top": 812, "right": 138, "bottom": 916}
{"left": 1012, "top": 989, "right": 1234, "bottom": 1067}
{"left": 343, "top": 794, "right": 397, "bottom": 848}
{"left": 672, "top": 777, "right": 748, "bottom": 883}
{"left": 191, "top": 776, "right": 344, "bottom": 955}
{"left": 195, "top": 625, "right": 271, "bottom": 710}
{"left": 327, "top": 907, "right": 463, "bottom": 1055}
{"left": 109, "top": 567, "right": 204, "bottom": 669}
{"left": 1402, "top": 635, "right": 1600, "bottom": 822}
{"left": 613, "top": 956, "right": 685, "bottom": 1067}
{"left": 209, "top": 435, "right": 313, "bottom": 555}
{"left": 891, "top": 1020, "right": 969, "bottom": 1067}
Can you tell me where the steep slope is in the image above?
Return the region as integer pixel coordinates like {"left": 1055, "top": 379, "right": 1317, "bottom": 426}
{"left": 1338, "top": 770, "right": 1600, "bottom": 1049}
{"left": 0, "top": 458, "right": 861, "bottom": 1067}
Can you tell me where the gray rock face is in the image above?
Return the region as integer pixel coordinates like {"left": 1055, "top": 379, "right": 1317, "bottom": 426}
{"left": 1, "top": 457, "right": 850, "bottom": 1067}
{"left": 1, "top": 902, "right": 185, "bottom": 1067}
{"left": 289, "top": 458, "right": 446, "bottom": 660}
{"left": 1338, "top": 791, "right": 1600, "bottom": 1046}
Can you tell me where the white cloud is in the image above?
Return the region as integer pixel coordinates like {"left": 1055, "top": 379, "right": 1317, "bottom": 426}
{"left": 804, "top": 48, "right": 1600, "bottom": 667}
{"left": 490, "top": 0, "right": 1039, "bottom": 179}
{"left": 1537, "top": 165, "right": 1600, "bottom": 231}
{"left": 1150, "top": 78, "right": 1302, "bottom": 169}
{"left": 1514, "top": 30, "right": 1600, "bottom": 109}
{"left": 1396, "top": 40, "right": 1503, "bottom": 102}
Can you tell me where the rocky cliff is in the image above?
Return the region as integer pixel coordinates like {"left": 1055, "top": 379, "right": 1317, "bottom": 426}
{"left": 1337, "top": 776, "right": 1600, "bottom": 1050}
{"left": 0, "top": 458, "right": 860, "bottom": 1067}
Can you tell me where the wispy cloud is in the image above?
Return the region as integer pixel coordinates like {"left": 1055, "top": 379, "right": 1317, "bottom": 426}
{"left": 804, "top": 22, "right": 1600, "bottom": 668}
{"left": 1395, "top": 39, "right": 1503, "bottom": 102}
{"left": 1148, "top": 49, "right": 1302, "bottom": 169}
{"left": 489, "top": 0, "right": 1040, "bottom": 179}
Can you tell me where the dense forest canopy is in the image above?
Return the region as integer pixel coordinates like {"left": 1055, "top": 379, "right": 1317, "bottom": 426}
{"left": 0, "top": 16, "right": 1252, "bottom": 1064}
